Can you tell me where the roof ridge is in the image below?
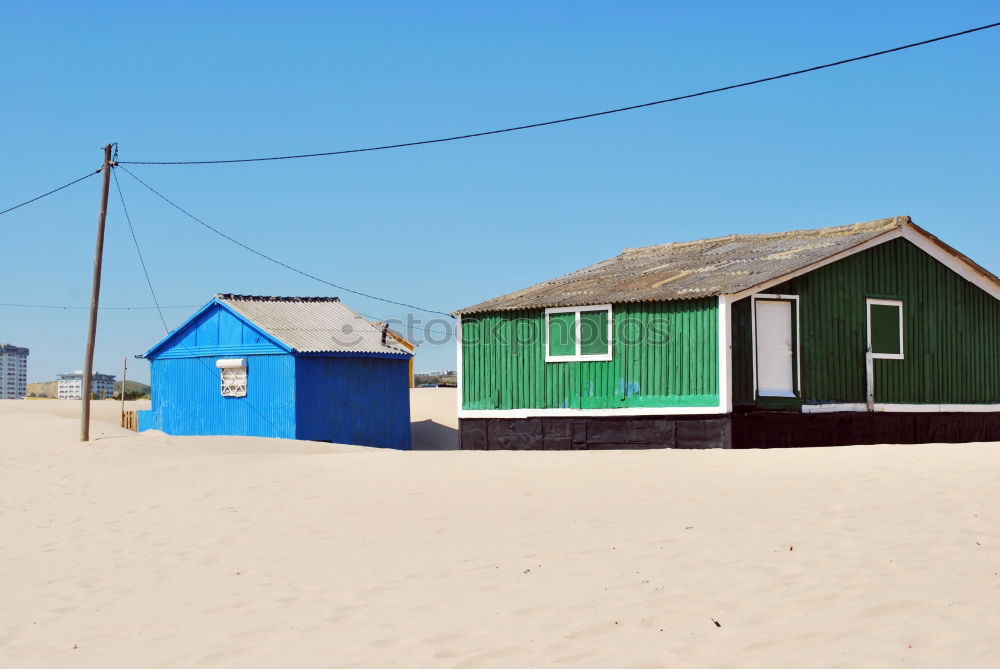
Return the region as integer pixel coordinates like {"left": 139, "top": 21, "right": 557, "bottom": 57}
{"left": 618, "top": 216, "right": 908, "bottom": 256}
{"left": 144, "top": 295, "right": 414, "bottom": 358}
{"left": 216, "top": 294, "right": 341, "bottom": 303}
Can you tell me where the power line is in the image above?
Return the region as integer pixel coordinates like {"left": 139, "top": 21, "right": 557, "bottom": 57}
{"left": 115, "top": 165, "right": 453, "bottom": 317}
{"left": 0, "top": 300, "right": 455, "bottom": 338}
{"left": 112, "top": 164, "right": 170, "bottom": 331}
{"left": 0, "top": 302, "right": 198, "bottom": 310}
{"left": 0, "top": 169, "right": 100, "bottom": 217}
{"left": 118, "top": 21, "right": 1000, "bottom": 166}
{"left": 356, "top": 311, "right": 455, "bottom": 340}
{"left": 113, "top": 172, "right": 455, "bottom": 339}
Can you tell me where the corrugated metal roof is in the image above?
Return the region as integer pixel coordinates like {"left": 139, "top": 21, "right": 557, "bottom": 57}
{"left": 217, "top": 295, "right": 411, "bottom": 355}
{"left": 455, "top": 217, "right": 909, "bottom": 314}
{"left": 366, "top": 320, "right": 417, "bottom": 349}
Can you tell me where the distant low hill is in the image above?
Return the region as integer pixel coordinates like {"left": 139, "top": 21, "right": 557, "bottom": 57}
{"left": 26, "top": 381, "right": 57, "bottom": 398}
{"left": 117, "top": 380, "right": 151, "bottom": 399}
{"left": 414, "top": 372, "right": 457, "bottom": 388}
{"left": 26, "top": 380, "right": 150, "bottom": 399}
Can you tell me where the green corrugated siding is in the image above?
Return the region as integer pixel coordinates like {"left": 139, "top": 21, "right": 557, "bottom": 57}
{"left": 732, "top": 238, "right": 1000, "bottom": 405}
{"left": 462, "top": 298, "right": 718, "bottom": 410}
{"left": 731, "top": 298, "right": 755, "bottom": 405}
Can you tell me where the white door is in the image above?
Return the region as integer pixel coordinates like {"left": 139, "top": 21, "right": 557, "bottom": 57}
{"left": 756, "top": 300, "right": 795, "bottom": 397}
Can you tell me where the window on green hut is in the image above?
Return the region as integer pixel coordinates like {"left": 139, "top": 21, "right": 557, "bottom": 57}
{"left": 544, "top": 305, "right": 612, "bottom": 362}
{"left": 867, "top": 299, "right": 904, "bottom": 360}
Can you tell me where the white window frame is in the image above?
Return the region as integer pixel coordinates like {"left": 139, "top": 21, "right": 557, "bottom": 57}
{"left": 544, "top": 304, "right": 613, "bottom": 362}
{"left": 866, "top": 298, "right": 904, "bottom": 360}
{"left": 217, "top": 358, "right": 247, "bottom": 397}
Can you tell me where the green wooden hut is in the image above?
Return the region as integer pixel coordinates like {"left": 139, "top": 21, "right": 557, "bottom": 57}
{"left": 454, "top": 217, "right": 1000, "bottom": 449}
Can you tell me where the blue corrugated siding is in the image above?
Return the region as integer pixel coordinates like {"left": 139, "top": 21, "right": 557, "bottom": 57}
{"left": 295, "top": 355, "right": 411, "bottom": 449}
{"left": 144, "top": 354, "right": 297, "bottom": 437}
{"left": 151, "top": 303, "right": 286, "bottom": 359}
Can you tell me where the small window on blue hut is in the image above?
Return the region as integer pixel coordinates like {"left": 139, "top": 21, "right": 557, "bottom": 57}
{"left": 545, "top": 305, "right": 612, "bottom": 362}
{"left": 216, "top": 358, "right": 247, "bottom": 397}
{"left": 867, "top": 299, "right": 904, "bottom": 360}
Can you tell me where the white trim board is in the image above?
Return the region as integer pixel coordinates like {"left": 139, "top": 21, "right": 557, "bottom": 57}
{"left": 802, "top": 403, "right": 867, "bottom": 413}
{"left": 803, "top": 403, "right": 1000, "bottom": 414}
{"left": 461, "top": 404, "right": 1000, "bottom": 418}
{"left": 718, "top": 295, "right": 732, "bottom": 412}
{"left": 455, "top": 314, "right": 463, "bottom": 418}
{"left": 459, "top": 405, "right": 727, "bottom": 419}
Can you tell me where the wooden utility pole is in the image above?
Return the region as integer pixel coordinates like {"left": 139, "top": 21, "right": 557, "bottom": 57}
{"left": 81, "top": 144, "right": 114, "bottom": 442}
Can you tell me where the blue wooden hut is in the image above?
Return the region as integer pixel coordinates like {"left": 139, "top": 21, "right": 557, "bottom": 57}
{"left": 137, "top": 294, "right": 413, "bottom": 449}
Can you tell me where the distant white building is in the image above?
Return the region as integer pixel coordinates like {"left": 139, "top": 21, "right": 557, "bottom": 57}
{"left": 57, "top": 370, "right": 116, "bottom": 400}
{"left": 0, "top": 344, "right": 29, "bottom": 399}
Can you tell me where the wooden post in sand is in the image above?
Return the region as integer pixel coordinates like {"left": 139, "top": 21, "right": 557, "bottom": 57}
{"left": 120, "top": 356, "right": 128, "bottom": 425}
{"left": 81, "top": 144, "right": 114, "bottom": 442}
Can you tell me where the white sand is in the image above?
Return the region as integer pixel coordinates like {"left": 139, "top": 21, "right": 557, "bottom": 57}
{"left": 1, "top": 394, "right": 998, "bottom": 668}
{"left": 410, "top": 388, "right": 458, "bottom": 450}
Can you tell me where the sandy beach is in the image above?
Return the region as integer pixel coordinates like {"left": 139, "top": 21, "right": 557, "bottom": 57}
{"left": 1, "top": 392, "right": 998, "bottom": 668}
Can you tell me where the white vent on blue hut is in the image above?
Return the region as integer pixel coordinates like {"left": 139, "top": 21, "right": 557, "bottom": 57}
{"left": 216, "top": 358, "right": 247, "bottom": 397}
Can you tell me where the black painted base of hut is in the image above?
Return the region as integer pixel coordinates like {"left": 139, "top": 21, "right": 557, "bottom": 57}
{"left": 460, "top": 412, "right": 1000, "bottom": 450}
{"left": 460, "top": 415, "right": 732, "bottom": 450}
{"left": 731, "top": 410, "right": 1000, "bottom": 449}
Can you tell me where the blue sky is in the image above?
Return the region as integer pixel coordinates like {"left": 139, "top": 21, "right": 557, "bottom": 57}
{"left": 1, "top": 1, "right": 997, "bottom": 383}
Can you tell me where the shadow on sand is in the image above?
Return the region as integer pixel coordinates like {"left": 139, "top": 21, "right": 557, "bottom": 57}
{"left": 411, "top": 419, "right": 459, "bottom": 451}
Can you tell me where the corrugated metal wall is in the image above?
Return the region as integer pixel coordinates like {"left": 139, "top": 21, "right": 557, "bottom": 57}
{"left": 295, "top": 355, "right": 411, "bottom": 449}
{"left": 461, "top": 299, "right": 718, "bottom": 410}
{"left": 152, "top": 303, "right": 284, "bottom": 358}
{"left": 731, "top": 298, "right": 755, "bottom": 406}
{"left": 732, "top": 238, "right": 1000, "bottom": 405}
{"left": 142, "top": 354, "right": 297, "bottom": 437}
